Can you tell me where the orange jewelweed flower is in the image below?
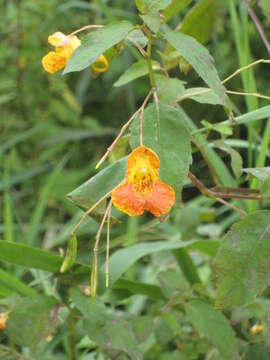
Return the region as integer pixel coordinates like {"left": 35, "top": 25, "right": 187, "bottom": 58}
{"left": 42, "top": 32, "right": 81, "bottom": 74}
{"left": 112, "top": 146, "right": 175, "bottom": 217}
{"left": 0, "top": 313, "right": 8, "bottom": 330}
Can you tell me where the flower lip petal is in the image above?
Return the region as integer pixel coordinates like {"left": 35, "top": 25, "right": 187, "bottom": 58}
{"left": 42, "top": 51, "right": 66, "bottom": 74}
{"left": 145, "top": 180, "right": 175, "bottom": 217}
{"left": 112, "top": 181, "right": 145, "bottom": 216}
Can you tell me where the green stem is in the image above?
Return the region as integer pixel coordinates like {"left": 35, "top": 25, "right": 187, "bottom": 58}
{"left": 69, "top": 309, "right": 76, "bottom": 360}
{"left": 144, "top": 25, "right": 156, "bottom": 89}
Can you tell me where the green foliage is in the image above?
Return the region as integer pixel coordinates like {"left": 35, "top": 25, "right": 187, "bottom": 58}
{"left": 2, "top": 0, "right": 270, "bottom": 358}
{"left": 164, "top": 27, "right": 227, "bottom": 106}
{"left": 114, "top": 59, "right": 161, "bottom": 87}
{"left": 7, "top": 295, "right": 58, "bottom": 351}
{"left": 185, "top": 300, "right": 238, "bottom": 359}
{"left": 181, "top": 0, "right": 218, "bottom": 44}
{"left": 67, "top": 157, "right": 127, "bottom": 216}
{"left": 216, "top": 211, "right": 270, "bottom": 309}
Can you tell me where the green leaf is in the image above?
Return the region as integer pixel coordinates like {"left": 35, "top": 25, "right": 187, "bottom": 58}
{"left": 140, "top": 12, "right": 161, "bottom": 33}
{"left": 67, "top": 157, "right": 127, "bottom": 215}
{"left": 185, "top": 300, "right": 238, "bottom": 360}
{"left": 60, "top": 235, "right": 77, "bottom": 273}
{"left": 155, "top": 74, "right": 185, "bottom": 104}
{"left": 198, "top": 105, "right": 270, "bottom": 133}
{"left": 64, "top": 22, "right": 133, "bottom": 74}
{"left": 113, "top": 278, "right": 165, "bottom": 300}
{"left": 163, "top": 27, "right": 227, "bottom": 106}
{"left": 126, "top": 29, "right": 148, "bottom": 48}
{"left": 261, "top": 0, "right": 270, "bottom": 19}
{"left": 163, "top": 0, "right": 192, "bottom": 23}
{"left": 99, "top": 240, "right": 196, "bottom": 291}
{"left": 158, "top": 270, "right": 189, "bottom": 298}
{"left": 243, "top": 167, "right": 270, "bottom": 183}
{"left": 130, "top": 104, "right": 192, "bottom": 194}
{"left": 133, "top": 316, "right": 154, "bottom": 344}
{"left": 136, "top": 0, "right": 171, "bottom": 13}
{"left": 0, "top": 240, "right": 62, "bottom": 272}
{"left": 70, "top": 288, "right": 107, "bottom": 322}
{"left": 181, "top": 0, "right": 218, "bottom": 44}
{"left": 201, "top": 120, "right": 233, "bottom": 136}
{"left": 7, "top": 295, "right": 58, "bottom": 351}
{"left": 114, "top": 59, "right": 161, "bottom": 87}
{"left": 173, "top": 248, "right": 201, "bottom": 285}
{"left": 26, "top": 156, "right": 67, "bottom": 245}
{"left": 0, "top": 268, "right": 36, "bottom": 297}
{"left": 214, "top": 140, "right": 243, "bottom": 179}
{"left": 177, "top": 87, "right": 224, "bottom": 106}
{"left": 0, "top": 241, "right": 90, "bottom": 282}
{"left": 189, "top": 239, "right": 220, "bottom": 257}
{"left": 215, "top": 211, "right": 270, "bottom": 309}
{"left": 71, "top": 289, "right": 141, "bottom": 357}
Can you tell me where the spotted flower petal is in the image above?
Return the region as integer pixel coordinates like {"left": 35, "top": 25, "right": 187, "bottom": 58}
{"left": 111, "top": 181, "right": 145, "bottom": 216}
{"left": 126, "top": 146, "right": 160, "bottom": 197}
{"left": 145, "top": 180, "right": 175, "bottom": 217}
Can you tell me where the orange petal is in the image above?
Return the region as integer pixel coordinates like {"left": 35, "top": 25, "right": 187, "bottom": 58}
{"left": 127, "top": 146, "right": 160, "bottom": 171}
{"left": 112, "top": 181, "right": 145, "bottom": 216}
{"left": 42, "top": 51, "right": 66, "bottom": 74}
{"left": 145, "top": 180, "right": 175, "bottom": 217}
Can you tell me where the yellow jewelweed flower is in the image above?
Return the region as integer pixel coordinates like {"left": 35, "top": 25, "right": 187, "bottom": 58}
{"left": 112, "top": 146, "right": 175, "bottom": 217}
{"left": 91, "top": 54, "right": 109, "bottom": 74}
{"left": 250, "top": 324, "right": 264, "bottom": 335}
{"left": 42, "top": 30, "right": 109, "bottom": 75}
{"left": 42, "top": 32, "right": 81, "bottom": 74}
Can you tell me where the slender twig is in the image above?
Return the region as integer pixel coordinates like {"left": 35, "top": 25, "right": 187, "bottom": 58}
{"left": 226, "top": 89, "right": 270, "bottom": 101}
{"left": 71, "top": 191, "right": 111, "bottom": 236}
{"left": 94, "top": 200, "right": 112, "bottom": 252}
{"left": 222, "top": 59, "right": 270, "bottom": 84}
{"left": 174, "top": 59, "right": 270, "bottom": 105}
{"left": 105, "top": 201, "right": 112, "bottom": 288}
{"left": 127, "top": 36, "right": 147, "bottom": 57}
{"left": 91, "top": 200, "right": 112, "bottom": 299}
{"left": 96, "top": 108, "right": 141, "bottom": 169}
{"left": 69, "top": 24, "right": 103, "bottom": 37}
{"left": 192, "top": 139, "right": 220, "bottom": 186}
{"left": 140, "top": 88, "right": 154, "bottom": 145}
{"left": 96, "top": 89, "right": 153, "bottom": 168}
{"left": 188, "top": 171, "right": 247, "bottom": 216}
{"left": 209, "top": 189, "right": 267, "bottom": 201}
{"left": 243, "top": 0, "right": 270, "bottom": 54}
